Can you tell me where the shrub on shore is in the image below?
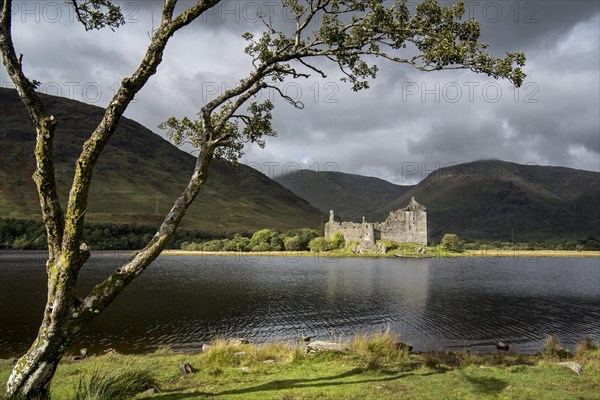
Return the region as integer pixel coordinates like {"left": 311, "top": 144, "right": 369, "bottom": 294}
{"left": 441, "top": 233, "right": 464, "bottom": 253}
{"left": 180, "top": 228, "right": 321, "bottom": 252}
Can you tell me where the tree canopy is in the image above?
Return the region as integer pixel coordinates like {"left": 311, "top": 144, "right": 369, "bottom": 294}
{"left": 159, "top": 0, "right": 525, "bottom": 163}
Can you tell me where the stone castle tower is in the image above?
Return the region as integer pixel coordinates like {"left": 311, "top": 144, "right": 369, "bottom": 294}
{"left": 324, "top": 197, "right": 427, "bottom": 246}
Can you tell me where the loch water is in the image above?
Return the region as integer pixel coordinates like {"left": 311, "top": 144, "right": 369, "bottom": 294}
{"left": 0, "top": 251, "right": 598, "bottom": 357}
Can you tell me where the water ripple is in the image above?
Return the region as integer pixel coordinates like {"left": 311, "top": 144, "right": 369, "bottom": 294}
{"left": 0, "top": 254, "right": 598, "bottom": 356}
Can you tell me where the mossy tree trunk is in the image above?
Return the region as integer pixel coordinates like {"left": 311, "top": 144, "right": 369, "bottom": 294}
{"left": 6, "top": 258, "right": 83, "bottom": 398}
{"left": 5, "top": 144, "right": 214, "bottom": 397}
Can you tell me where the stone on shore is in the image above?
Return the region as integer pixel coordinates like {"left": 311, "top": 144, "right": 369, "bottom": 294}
{"left": 305, "top": 341, "right": 348, "bottom": 354}
{"left": 231, "top": 338, "right": 249, "bottom": 346}
{"left": 558, "top": 361, "right": 583, "bottom": 375}
{"left": 180, "top": 362, "right": 195, "bottom": 374}
{"left": 496, "top": 341, "right": 509, "bottom": 351}
{"left": 141, "top": 387, "right": 156, "bottom": 396}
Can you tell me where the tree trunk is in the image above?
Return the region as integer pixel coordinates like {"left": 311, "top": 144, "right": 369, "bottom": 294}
{"left": 4, "top": 145, "right": 214, "bottom": 398}
{"left": 5, "top": 261, "right": 81, "bottom": 399}
{"left": 5, "top": 323, "right": 75, "bottom": 399}
{"left": 5, "top": 343, "right": 61, "bottom": 399}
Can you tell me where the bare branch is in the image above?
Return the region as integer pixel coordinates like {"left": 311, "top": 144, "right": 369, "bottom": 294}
{"left": 213, "top": 82, "right": 268, "bottom": 137}
{"left": 201, "top": 64, "right": 270, "bottom": 134}
{"left": 162, "top": 0, "right": 178, "bottom": 22}
{"left": 61, "top": 0, "right": 221, "bottom": 266}
{"left": 258, "top": 12, "right": 276, "bottom": 34}
{"left": 294, "top": 0, "right": 328, "bottom": 50}
{"left": 70, "top": 0, "right": 89, "bottom": 30}
{"left": 0, "top": 0, "right": 64, "bottom": 258}
{"left": 78, "top": 144, "right": 215, "bottom": 316}
{"left": 266, "top": 84, "right": 305, "bottom": 109}
{"left": 296, "top": 58, "right": 327, "bottom": 78}
{"left": 273, "top": 64, "right": 311, "bottom": 79}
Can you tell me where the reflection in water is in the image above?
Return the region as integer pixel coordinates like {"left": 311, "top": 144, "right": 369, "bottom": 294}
{"left": 0, "top": 252, "right": 598, "bottom": 357}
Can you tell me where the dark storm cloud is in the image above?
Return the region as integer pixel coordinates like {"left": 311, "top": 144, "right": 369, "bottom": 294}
{"left": 246, "top": 1, "right": 600, "bottom": 182}
{"left": 2, "top": 0, "right": 598, "bottom": 183}
{"left": 137, "top": 0, "right": 305, "bottom": 35}
{"left": 469, "top": 0, "right": 600, "bottom": 52}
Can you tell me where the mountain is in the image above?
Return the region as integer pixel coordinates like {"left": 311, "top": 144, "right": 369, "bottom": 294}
{"left": 0, "top": 88, "right": 322, "bottom": 233}
{"left": 374, "top": 160, "right": 600, "bottom": 241}
{"left": 274, "top": 169, "right": 412, "bottom": 221}
{"left": 276, "top": 160, "right": 599, "bottom": 242}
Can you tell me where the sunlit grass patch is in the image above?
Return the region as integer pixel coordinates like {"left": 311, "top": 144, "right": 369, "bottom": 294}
{"left": 74, "top": 366, "right": 156, "bottom": 400}
{"left": 351, "top": 328, "right": 411, "bottom": 366}
{"left": 2, "top": 336, "right": 600, "bottom": 399}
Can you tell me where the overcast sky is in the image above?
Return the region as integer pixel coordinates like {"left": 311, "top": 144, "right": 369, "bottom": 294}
{"left": 2, "top": 0, "right": 599, "bottom": 184}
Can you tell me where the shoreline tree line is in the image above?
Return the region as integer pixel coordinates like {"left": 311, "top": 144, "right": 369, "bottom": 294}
{"left": 2, "top": 218, "right": 597, "bottom": 252}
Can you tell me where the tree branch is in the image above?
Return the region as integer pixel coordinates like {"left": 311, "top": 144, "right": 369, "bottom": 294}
{"left": 77, "top": 143, "right": 215, "bottom": 317}
{"left": 266, "top": 84, "right": 305, "bottom": 109}
{"left": 162, "top": 0, "right": 178, "bottom": 23}
{"left": 68, "top": 0, "right": 125, "bottom": 31}
{"left": 213, "top": 82, "right": 268, "bottom": 137}
{"left": 0, "top": 0, "right": 64, "bottom": 259}
{"left": 296, "top": 57, "right": 327, "bottom": 78}
{"left": 61, "top": 0, "right": 221, "bottom": 267}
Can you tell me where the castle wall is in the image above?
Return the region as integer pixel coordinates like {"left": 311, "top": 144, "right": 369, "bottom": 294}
{"left": 376, "top": 207, "right": 427, "bottom": 245}
{"left": 325, "top": 198, "right": 427, "bottom": 246}
{"left": 325, "top": 220, "right": 375, "bottom": 244}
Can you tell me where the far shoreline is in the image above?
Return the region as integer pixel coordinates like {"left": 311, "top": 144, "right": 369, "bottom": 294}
{"left": 162, "top": 249, "right": 600, "bottom": 258}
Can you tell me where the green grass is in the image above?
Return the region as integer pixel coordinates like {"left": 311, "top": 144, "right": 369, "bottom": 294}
{"left": 2, "top": 334, "right": 599, "bottom": 399}
{"left": 74, "top": 367, "right": 157, "bottom": 400}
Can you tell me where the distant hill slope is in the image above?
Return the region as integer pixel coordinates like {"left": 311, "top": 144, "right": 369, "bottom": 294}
{"left": 0, "top": 88, "right": 322, "bottom": 233}
{"left": 373, "top": 160, "right": 600, "bottom": 241}
{"left": 274, "top": 169, "right": 412, "bottom": 221}
{"left": 275, "top": 160, "right": 599, "bottom": 242}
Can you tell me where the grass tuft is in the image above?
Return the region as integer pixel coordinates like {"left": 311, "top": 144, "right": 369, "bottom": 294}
{"left": 351, "top": 329, "right": 410, "bottom": 370}
{"left": 422, "top": 353, "right": 439, "bottom": 370}
{"left": 543, "top": 336, "right": 571, "bottom": 359}
{"left": 74, "top": 367, "right": 157, "bottom": 400}
{"left": 576, "top": 336, "right": 598, "bottom": 357}
{"left": 200, "top": 338, "right": 298, "bottom": 369}
{"left": 152, "top": 346, "right": 174, "bottom": 356}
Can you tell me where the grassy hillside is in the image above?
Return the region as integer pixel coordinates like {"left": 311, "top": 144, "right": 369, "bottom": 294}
{"left": 274, "top": 169, "right": 412, "bottom": 221}
{"left": 0, "top": 88, "right": 323, "bottom": 234}
{"left": 374, "top": 160, "right": 600, "bottom": 241}
{"left": 275, "top": 160, "right": 599, "bottom": 242}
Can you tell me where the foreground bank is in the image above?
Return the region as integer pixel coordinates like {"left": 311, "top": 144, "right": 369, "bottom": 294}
{"left": 2, "top": 334, "right": 598, "bottom": 399}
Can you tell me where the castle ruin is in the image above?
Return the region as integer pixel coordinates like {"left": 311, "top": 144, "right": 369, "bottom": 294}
{"left": 324, "top": 197, "right": 427, "bottom": 247}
